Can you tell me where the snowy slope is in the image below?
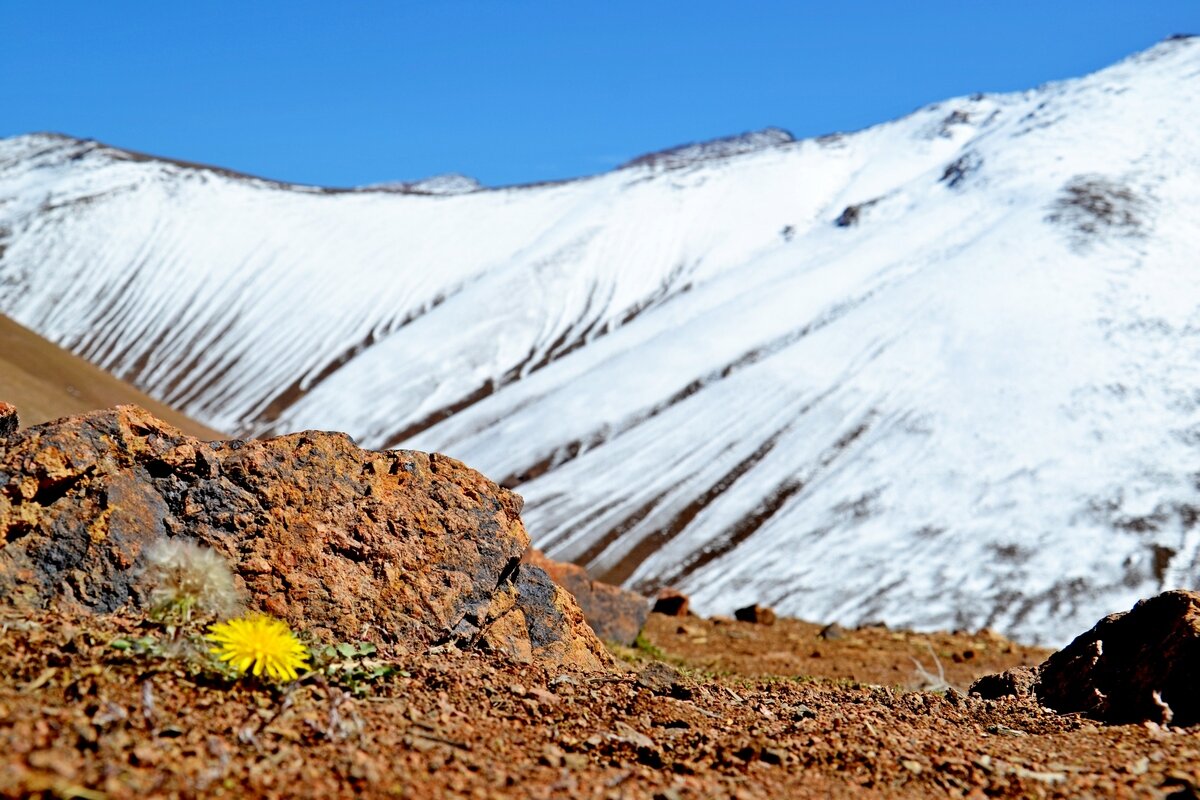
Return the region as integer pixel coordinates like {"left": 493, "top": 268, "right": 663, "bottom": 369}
{"left": 2, "top": 37, "right": 1199, "bottom": 643}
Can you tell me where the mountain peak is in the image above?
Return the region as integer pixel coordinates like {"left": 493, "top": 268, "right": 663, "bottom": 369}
{"left": 360, "top": 173, "right": 483, "bottom": 195}
{"left": 620, "top": 127, "right": 795, "bottom": 170}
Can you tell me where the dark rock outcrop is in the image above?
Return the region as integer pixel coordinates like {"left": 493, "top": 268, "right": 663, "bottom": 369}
{"left": 620, "top": 127, "right": 794, "bottom": 171}
{"left": 1034, "top": 590, "right": 1200, "bottom": 725}
{"left": 0, "top": 402, "right": 16, "bottom": 439}
{"left": 834, "top": 197, "right": 882, "bottom": 228}
{"left": 735, "top": 603, "right": 777, "bottom": 626}
{"left": 0, "top": 404, "right": 610, "bottom": 670}
{"left": 651, "top": 588, "right": 690, "bottom": 617}
{"left": 970, "top": 590, "right": 1200, "bottom": 726}
{"left": 523, "top": 548, "right": 648, "bottom": 646}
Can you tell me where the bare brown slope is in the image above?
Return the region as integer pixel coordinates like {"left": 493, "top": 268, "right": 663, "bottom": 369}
{"left": 0, "top": 313, "right": 222, "bottom": 438}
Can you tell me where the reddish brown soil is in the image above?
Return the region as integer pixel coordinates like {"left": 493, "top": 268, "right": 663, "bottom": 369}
{"left": 3, "top": 608, "right": 1199, "bottom": 799}
{"left": 638, "top": 613, "right": 1050, "bottom": 691}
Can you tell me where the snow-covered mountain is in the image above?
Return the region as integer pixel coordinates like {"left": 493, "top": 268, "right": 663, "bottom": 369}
{"left": 3, "top": 37, "right": 1199, "bottom": 643}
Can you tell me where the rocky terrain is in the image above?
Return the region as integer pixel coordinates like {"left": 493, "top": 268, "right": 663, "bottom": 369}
{"left": 3, "top": 405, "right": 1199, "bottom": 798}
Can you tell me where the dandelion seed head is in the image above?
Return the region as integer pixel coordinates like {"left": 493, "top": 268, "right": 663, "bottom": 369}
{"left": 143, "top": 538, "right": 239, "bottom": 620}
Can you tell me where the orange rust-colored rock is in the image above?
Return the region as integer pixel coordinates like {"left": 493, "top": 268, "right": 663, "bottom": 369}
{"left": 0, "top": 404, "right": 610, "bottom": 670}
{"left": 523, "top": 549, "right": 649, "bottom": 646}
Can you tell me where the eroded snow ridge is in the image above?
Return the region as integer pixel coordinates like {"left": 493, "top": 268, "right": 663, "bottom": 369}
{"left": 2, "top": 37, "right": 1199, "bottom": 644}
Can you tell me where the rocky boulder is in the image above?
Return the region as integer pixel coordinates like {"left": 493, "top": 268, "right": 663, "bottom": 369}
{"left": 0, "top": 404, "right": 610, "bottom": 670}
{"left": 651, "top": 588, "right": 690, "bottom": 617}
{"left": 735, "top": 603, "right": 777, "bottom": 626}
{"left": 1034, "top": 590, "right": 1200, "bottom": 725}
{"left": 522, "top": 548, "right": 648, "bottom": 646}
{"left": 970, "top": 590, "right": 1200, "bottom": 726}
{"left": 968, "top": 666, "right": 1038, "bottom": 701}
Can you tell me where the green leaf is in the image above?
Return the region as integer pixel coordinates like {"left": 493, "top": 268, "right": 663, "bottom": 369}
{"left": 108, "top": 638, "right": 133, "bottom": 651}
{"left": 336, "top": 642, "right": 357, "bottom": 658}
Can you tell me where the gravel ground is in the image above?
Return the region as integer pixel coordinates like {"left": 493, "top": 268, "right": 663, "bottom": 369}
{"left": 2, "top": 608, "right": 1198, "bottom": 799}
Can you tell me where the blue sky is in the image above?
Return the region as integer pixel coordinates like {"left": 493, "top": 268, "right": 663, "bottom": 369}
{"left": 3, "top": 2, "right": 1197, "bottom": 188}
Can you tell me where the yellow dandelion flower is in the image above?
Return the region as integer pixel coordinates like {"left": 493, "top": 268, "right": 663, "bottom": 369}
{"left": 206, "top": 613, "right": 310, "bottom": 682}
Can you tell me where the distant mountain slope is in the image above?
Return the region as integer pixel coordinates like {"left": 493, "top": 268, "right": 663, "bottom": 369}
{"left": 2, "top": 37, "right": 1198, "bottom": 643}
{"left": 0, "top": 313, "right": 222, "bottom": 438}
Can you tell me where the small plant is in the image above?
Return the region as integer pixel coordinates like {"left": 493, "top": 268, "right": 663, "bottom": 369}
{"left": 107, "top": 635, "right": 164, "bottom": 656}
{"left": 129, "top": 540, "right": 316, "bottom": 686}
{"left": 206, "top": 613, "right": 310, "bottom": 682}
{"left": 633, "top": 633, "right": 666, "bottom": 660}
{"left": 142, "top": 538, "right": 239, "bottom": 624}
{"left": 311, "top": 641, "right": 401, "bottom": 695}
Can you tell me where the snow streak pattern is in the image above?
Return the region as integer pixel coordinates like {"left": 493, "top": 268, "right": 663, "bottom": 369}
{"left": 2, "top": 38, "right": 1200, "bottom": 643}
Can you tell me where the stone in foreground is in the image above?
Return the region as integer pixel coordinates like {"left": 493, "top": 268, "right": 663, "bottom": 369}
{"left": 0, "top": 404, "right": 610, "bottom": 670}
{"left": 968, "top": 666, "right": 1038, "bottom": 701}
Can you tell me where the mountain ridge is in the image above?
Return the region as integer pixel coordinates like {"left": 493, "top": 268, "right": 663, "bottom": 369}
{"left": 12, "top": 123, "right": 800, "bottom": 195}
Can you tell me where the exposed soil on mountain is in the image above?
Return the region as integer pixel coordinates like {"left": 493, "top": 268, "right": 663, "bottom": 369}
{"left": 0, "top": 315, "right": 222, "bottom": 439}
